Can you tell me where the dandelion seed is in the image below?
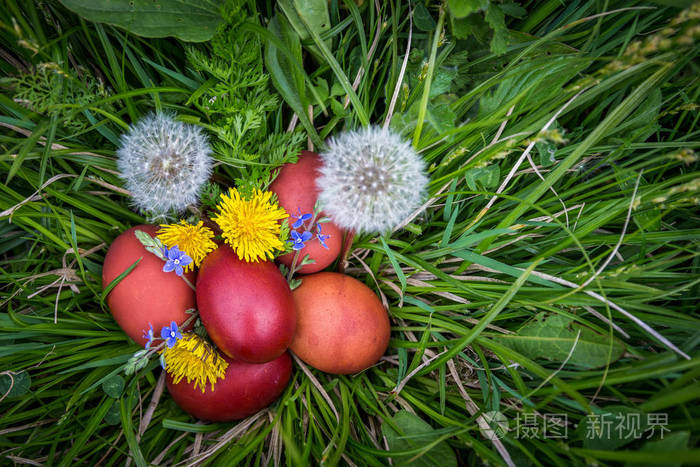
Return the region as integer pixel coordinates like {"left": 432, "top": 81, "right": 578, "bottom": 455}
{"left": 212, "top": 188, "right": 288, "bottom": 262}
{"left": 117, "top": 113, "right": 212, "bottom": 216}
{"left": 317, "top": 126, "right": 429, "bottom": 233}
{"left": 160, "top": 333, "right": 229, "bottom": 392}
{"left": 157, "top": 220, "right": 217, "bottom": 271}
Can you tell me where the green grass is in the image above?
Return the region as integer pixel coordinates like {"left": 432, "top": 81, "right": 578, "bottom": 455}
{"left": 1, "top": 0, "right": 699, "bottom": 465}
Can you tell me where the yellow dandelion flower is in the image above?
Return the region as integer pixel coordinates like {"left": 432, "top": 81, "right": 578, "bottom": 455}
{"left": 212, "top": 187, "right": 288, "bottom": 262}
{"left": 161, "top": 333, "right": 228, "bottom": 393}
{"left": 156, "top": 220, "right": 217, "bottom": 271}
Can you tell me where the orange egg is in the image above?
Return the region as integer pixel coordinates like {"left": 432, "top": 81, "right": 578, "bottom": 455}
{"left": 102, "top": 225, "right": 195, "bottom": 346}
{"left": 291, "top": 272, "right": 390, "bottom": 374}
{"left": 270, "top": 150, "right": 342, "bottom": 274}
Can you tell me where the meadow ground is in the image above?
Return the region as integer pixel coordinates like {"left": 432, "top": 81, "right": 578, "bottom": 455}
{"left": 1, "top": 1, "right": 699, "bottom": 465}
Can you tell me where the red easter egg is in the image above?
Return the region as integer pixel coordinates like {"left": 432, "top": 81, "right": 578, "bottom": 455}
{"left": 291, "top": 272, "right": 390, "bottom": 374}
{"left": 102, "top": 225, "right": 196, "bottom": 346}
{"left": 167, "top": 352, "right": 292, "bottom": 421}
{"left": 196, "top": 245, "right": 296, "bottom": 363}
{"left": 270, "top": 150, "right": 342, "bottom": 274}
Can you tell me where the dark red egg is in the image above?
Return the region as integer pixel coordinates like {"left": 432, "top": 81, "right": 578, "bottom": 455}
{"left": 166, "top": 352, "right": 292, "bottom": 421}
{"left": 196, "top": 245, "right": 296, "bottom": 363}
{"left": 270, "top": 150, "right": 342, "bottom": 274}
{"left": 102, "top": 225, "right": 195, "bottom": 346}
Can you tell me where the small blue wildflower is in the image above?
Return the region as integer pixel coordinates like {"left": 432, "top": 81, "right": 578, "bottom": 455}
{"left": 316, "top": 223, "right": 330, "bottom": 250}
{"left": 162, "top": 245, "right": 192, "bottom": 276}
{"left": 161, "top": 321, "right": 182, "bottom": 348}
{"left": 143, "top": 323, "right": 155, "bottom": 349}
{"left": 288, "top": 230, "right": 312, "bottom": 250}
{"left": 291, "top": 210, "right": 313, "bottom": 229}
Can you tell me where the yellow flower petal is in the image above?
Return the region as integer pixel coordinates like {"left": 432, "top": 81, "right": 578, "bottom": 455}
{"left": 161, "top": 333, "right": 228, "bottom": 393}
{"left": 156, "top": 220, "right": 217, "bottom": 271}
{"left": 212, "top": 188, "right": 288, "bottom": 262}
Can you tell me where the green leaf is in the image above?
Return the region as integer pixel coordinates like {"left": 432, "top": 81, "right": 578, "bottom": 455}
{"left": 103, "top": 400, "right": 122, "bottom": 425}
{"left": 537, "top": 140, "right": 558, "bottom": 167}
{"left": 485, "top": 4, "right": 508, "bottom": 55}
{"left": 626, "top": 431, "right": 690, "bottom": 467}
{"left": 58, "top": 0, "right": 224, "bottom": 42}
{"left": 496, "top": 314, "right": 626, "bottom": 369}
{"left": 448, "top": 0, "right": 488, "bottom": 19}
{"left": 380, "top": 236, "right": 407, "bottom": 294}
{"left": 277, "top": 0, "right": 331, "bottom": 59}
{"left": 0, "top": 371, "right": 31, "bottom": 398}
{"left": 101, "top": 257, "right": 142, "bottom": 304}
{"left": 500, "top": 2, "right": 527, "bottom": 18}
{"left": 429, "top": 67, "right": 458, "bottom": 98}
{"left": 465, "top": 165, "right": 500, "bottom": 191}
{"left": 134, "top": 230, "right": 166, "bottom": 260}
{"left": 381, "top": 411, "right": 457, "bottom": 467}
{"left": 576, "top": 406, "right": 649, "bottom": 451}
{"left": 102, "top": 375, "right": 125, "bottom": 398}
{"left": 264, "top": 14, "right": 322, "bottom": 146}
{"left": 414, "top": 3, "right": 437, "bottom": 32}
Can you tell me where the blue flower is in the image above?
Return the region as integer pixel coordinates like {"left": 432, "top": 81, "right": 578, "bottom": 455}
{"left": 162, "top": 245, "right": 192, "bottom": 276}
{"left": 143, "top": 323, "right": 155, "bottom": 349}
{"left": 161, "top": 321, "right": 182, "bottom": 348}
{"left": 291, "top": 210, "right": 313, "bottom": 229}
{"left": 288, "top": 230, "right": 312, "bottom": 250}
{"left": 316, "top": 223, "right": 330, "bottom": 250}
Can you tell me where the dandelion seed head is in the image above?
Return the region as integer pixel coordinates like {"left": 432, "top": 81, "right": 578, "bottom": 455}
{"left": 317, "top": 126, "right": 429, "bottom": 233}
{"left": 117, "top": 113, "right": 212, "bottom": 216}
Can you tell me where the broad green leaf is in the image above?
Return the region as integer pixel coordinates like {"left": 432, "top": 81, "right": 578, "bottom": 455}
{"left": 102, "top": 375, "right": 125, "bottom": 398}
{"left": 264, "top": 14, "right": 321, "bottom": 146}
{"left": 277, "top": 0, "right": 331, "bottom": 59}
{"left": 448, "top": 0, "right": 488, "bottom": 19}
{"left": 627, "top": 431, "right": 690, "bottom": 467}
{"left": 392, "top": 99, "right": 456, "bottom": 138}
{"left": 414, "top": 3, "right": 437, "bottom": 31}
{"left": 58, "top": 0, "right": 224, "bottom": 42}
{"left": 430, "top": 67, "right": 458, "bottom": 98}
{"left": 382, "top": 411, "right": 457, "bottom": 467}
{"left": 485, "top": 4, "right": 508, "bottom": 54}
{"left": 0, "top": 371, "right": 31, "bottom": 398}
{"left": 537, "top": 140, "right": 558, "bottom": 167}
{"left": 465, "top": 165, "right": 500, "bottom": 191}
{"left": 496, "top": 313, "right": 625, "bottom": 369}
{"left": 103, "top": 401, "right": 122, "bottom": 425}
{"left": 576, "top": 406, "right": 648, "bottom": 451}
{"left": 500, "top": 2, "right": 527, "bottom": 18}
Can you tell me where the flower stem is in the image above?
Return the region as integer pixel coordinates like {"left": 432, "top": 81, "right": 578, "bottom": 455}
{"left": 287, "top": 249, "right": 301, "bottom": 282}
{"left": 180, "top": 275, "right": 196, "bottom": 291}
{"left": 337, "top": 229, "right": 356, "bottom": 274}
